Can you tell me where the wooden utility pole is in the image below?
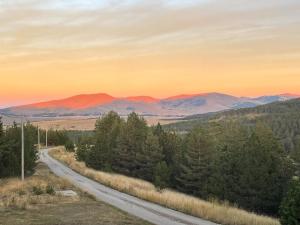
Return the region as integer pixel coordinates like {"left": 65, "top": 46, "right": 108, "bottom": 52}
{"left": 21, "top": 120, "right": 24, "bottom": 181}
{"left": 37, "top": 127, "right": 40, "bottom": 150}
{"left": 46, "top": 129, "right": 48, "bottom": 148}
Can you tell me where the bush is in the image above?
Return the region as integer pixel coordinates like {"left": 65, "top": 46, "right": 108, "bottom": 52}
{"left": 32, "top": 186, "right": 44, "bottom": 195}
{"left": 65, "top": 140, "right": 75, "bottom": 152}
{"left": 76, "top": 144, "right": 90, "bottom": 162}
{"left": 46, "top": 185, "right": 55, "bottom": 195}
{"left": 280, "top": 177, "right": 300, "bottom": 225}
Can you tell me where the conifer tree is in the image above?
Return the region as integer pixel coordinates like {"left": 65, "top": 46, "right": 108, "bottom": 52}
{"left": 87, "top": 111, "right": 123, "bottom": 171}
{"left": 234, "top": 124, "right": 294, "bottom": 214}
{"left": 0, "top": 122, "right": 38, "bottom": 178}
{"left": 280, "top": 177, "right": 300, "bottom": 225}
{"left": 176, "top": 127, "right": 215, "bottom": 198}
{"left": 0, "top": 117, "right": 3, "bottom": 138}
{"left": 114, "top": 112, "right": 148, "bottom": 176}
{"left": 135, "top": 131, "right": 163, "bottom": 181}
{"left": 154, "top": 161, "right": 170, "bottom": 189}
{"left": 153, "top": 123, "right": 182, "bottom": 186}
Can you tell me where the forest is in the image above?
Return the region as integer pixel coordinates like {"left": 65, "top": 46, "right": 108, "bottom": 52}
{"left": 0, "top": 121, "right": 38, "bottom": 177}
{"left": 0, "top": 120, "right": 74, "bottom": 178}
{"left": 76, "top": 110, "right": 300, "bottom": 217}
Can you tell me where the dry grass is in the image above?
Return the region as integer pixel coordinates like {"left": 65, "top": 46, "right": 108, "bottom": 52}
{"left": 0, "top": 163, "right": 79, "bottom": 210}
{"left": 32, "top": 116, "right": 180, "bottom": 131}
{"left": 49, "top": 147, "right": 280, "bottom": 225}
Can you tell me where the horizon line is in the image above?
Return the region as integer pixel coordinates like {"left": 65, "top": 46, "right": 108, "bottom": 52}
{"left": 1, "top": 91, "right": 300, "bottom": 109}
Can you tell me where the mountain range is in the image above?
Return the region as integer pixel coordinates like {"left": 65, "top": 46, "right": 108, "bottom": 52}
{"left": 1, "top": 92, "right": 299, "bottom": 117}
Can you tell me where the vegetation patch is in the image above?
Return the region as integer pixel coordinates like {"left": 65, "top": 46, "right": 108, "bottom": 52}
{"left": 0, "top": 163, "right": 78, "bottom": 210}
{"left": 50, "top": 147, "right": 280, "bottom": 225}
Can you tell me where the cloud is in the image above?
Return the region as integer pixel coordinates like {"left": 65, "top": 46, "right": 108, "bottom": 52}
{"left": 0, "top": 0, "right": 299, "bottom": 67}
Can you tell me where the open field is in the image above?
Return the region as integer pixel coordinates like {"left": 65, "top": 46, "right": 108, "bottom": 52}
{"left": 49, "top": 147, "right": 280, "bottom": 225}
{"left": 0, "top": 162, "right": 151, "bottom": 225}
{"left": 31, "top": 116, "right": 181, "bottom": 131}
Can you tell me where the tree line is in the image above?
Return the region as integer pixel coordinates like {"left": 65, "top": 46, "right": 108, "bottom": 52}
{"left": 167, "top": 98, "right": 300, "bottom": 158}
{"left": 0, "top": 119, "right": 38, "bottom": 177}
{"left": 0, "top": 118, "right": 74, "bottom": 178}
{"left": 76, "top": 111, "right": 299, "bottom": 217}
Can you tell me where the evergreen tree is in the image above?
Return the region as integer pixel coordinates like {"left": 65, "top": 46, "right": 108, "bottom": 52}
{"left": 87, "top": 111, "right": 123, "bottom": 171}
{"left": 0, "top": 117, "right": 3, "bottom": 138}
{"left": 135, "top": 131, "right": 163, "bottom": 181}
{"left": 76, "top": 136, "right": 94, "bottom": 162}
{"left": 292, "top": 138, "right": 300, "bottom": 176}
{"left": 208, "top": 123, "right": 249, "bottom": 201}
{"left": 0, "top": 122, "right": 38, "bottom": 178}
{"left": 234, "top": 124, "right": 294, "bottom": 214}
{"left": 153, "top": 123, "right": 182, "bottom": 187}
{"left": 280, "top": 177, "right": 300, "bottom": 225}
{"left": 176, "top": 127, "right": 215, "bottom": 198}
{"left": 114, "top": 112, "right": 148, "bottom": 176}
{"left": 154, "top": 161, "right": 171, "bottom": 190}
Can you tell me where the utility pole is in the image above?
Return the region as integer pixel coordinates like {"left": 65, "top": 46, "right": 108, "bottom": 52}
{"left": 37, "top": 126, "right": 40, "bottom": 150}
{"left": 46, "top": 129, "right": 48, "bottom": 148}
{"left": 21, "top": 119, "right": 24, "bottom": 181}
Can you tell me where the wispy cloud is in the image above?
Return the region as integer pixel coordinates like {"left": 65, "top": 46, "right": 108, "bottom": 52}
{"left": 1, "top": 0, "right": 299, "bottom": 65}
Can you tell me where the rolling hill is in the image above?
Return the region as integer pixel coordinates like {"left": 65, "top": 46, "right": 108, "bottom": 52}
{"left": 165, "top": 98, "right": 300, "bottom": 152}
{"left": 0, "top": 92, "right": 299, "bottom": 117}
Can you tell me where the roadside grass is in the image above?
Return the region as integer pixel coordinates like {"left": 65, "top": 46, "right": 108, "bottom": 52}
{"left": 49, "top": 147, "right": 280, "bottom": 225}
{"left": 0, "top": 163, "right": 78, "bottom": 210}
{"left": 0, "top": 162, "right": 151, "bottom": 225}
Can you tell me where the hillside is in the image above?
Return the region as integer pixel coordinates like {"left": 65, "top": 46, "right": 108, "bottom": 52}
{"left": 0, "top": 92, "right": 298, "bottom": 117}
{"left": 166, "top": 98, "right": 300, "bottom": 152}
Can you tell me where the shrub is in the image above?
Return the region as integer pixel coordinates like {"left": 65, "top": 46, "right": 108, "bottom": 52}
{"left": 46, "top": 185, "right": 55, "bottom": 195}
{"left": 65, "top": 140, "right": 75, "bottom": 152}
{"left": 32, "top": 186, "right": 44, "bottom": 195}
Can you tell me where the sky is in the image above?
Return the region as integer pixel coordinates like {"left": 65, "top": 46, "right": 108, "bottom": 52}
{"left": 1, "top": 0, "right": 300, "bottom": 108}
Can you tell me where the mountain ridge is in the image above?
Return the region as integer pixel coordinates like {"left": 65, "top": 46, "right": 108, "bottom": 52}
{"left": 1, "top": 92, "right": 299, "bottom": 117}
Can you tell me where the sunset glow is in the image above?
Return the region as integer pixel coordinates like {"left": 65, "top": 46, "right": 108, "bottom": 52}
{"left": 1, "top": 0, "right": 300, "bottom": 107}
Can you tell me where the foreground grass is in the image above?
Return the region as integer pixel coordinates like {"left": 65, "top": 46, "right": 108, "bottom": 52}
{"left": 50, "top": 147, "right": 280, "bottom": 225}
{"left": 0, "top": 163, "right": 78, "bottom": 210}
{"left": 0, "top": 162, "right": 151, "bottom": 225}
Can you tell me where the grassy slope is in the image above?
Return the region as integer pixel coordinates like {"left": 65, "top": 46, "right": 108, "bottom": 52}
{"left": 0, "top": 162, "right": 151, "bottom": 225}
{"left": 49, "top": 147, "right": 280, "bottom": 225}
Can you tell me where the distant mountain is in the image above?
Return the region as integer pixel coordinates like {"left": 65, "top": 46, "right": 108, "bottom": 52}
{"left": 1, "top": 92, "right": 299, "bottom": 117}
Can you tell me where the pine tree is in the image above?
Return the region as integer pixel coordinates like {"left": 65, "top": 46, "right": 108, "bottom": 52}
{"left": 234, "top": 124, "right": 294, "bottom": 214}
{"left": 135, "top": 131, "right": 163, "bottom": 181}
{"left": 0, "top": 122, "right": 38, "bottom": 178}
{"left": 208, "top": 122, "right": 249, "bottom": 201}
{"left": 87, "top": 111, "right": 123, "bottom": 171}
{"left": 114, "top": 112, "right": 148, "bottom": 176}
{"left": 176, "top": 127, "right": 215, "bottom": 198}
{"left": 280, "top": 177, "right": 300, "bottom": 225}
{"left": 0, "top": 117, "right": 3, "bottom": 138}
{"left": 292, "top": 138, "right": 300, "bottom": 176}
{"left": 154, "top": 161, "right": 171, "bottom": 190}
{"left": 153, "top": 123, "right": 182, "bottom": 187}
{"left": 76, "top": 136, "right": 94, "bottom": 162}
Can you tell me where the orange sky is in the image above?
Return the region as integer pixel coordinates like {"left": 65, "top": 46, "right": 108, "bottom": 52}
{"left": 1, "top": 0, "right": 300, "bottom": 107}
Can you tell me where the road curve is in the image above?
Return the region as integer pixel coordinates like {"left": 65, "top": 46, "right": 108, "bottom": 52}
{"left": 40, "top": 148, "right": 218, "bottom": 225}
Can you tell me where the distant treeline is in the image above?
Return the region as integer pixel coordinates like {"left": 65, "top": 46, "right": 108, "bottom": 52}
{"left": 39, "top": 129, "right": 74, "bottom": 151}
{"left": 166, "top": 99, "right": 300, "bottom": 155}
{"left": 76, "top": 111, "right": 299, "bottom": 216}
